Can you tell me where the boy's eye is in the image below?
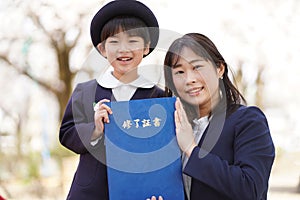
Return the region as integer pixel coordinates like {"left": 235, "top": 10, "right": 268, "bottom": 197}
{"left": 129, "top": 36, "right": 143, "bottom": 42}
{"left": 129, "top": 39, "right": 138, "bottom": 43}
{"left": 108, "top": 40, "right": 118, "bottom": 43}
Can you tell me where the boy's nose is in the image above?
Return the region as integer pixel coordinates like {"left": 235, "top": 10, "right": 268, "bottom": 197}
{"left": 118, "top": 42, "right": 130, "bottom": 52}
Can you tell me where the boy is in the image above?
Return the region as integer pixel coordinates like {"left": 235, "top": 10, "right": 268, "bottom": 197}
{"left": 59, "top": 1, "right": 163, "bottom": 199}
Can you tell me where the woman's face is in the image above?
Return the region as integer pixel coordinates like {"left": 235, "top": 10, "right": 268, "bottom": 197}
{"left": 171, "top": 47, "right": 224, "bottom": 113}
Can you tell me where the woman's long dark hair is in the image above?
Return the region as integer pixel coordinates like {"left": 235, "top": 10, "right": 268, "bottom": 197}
{"left": 164, "top": 33, "right": 246, "bottom": 122}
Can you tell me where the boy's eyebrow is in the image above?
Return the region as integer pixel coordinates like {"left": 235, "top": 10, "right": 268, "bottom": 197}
{"left": 107, "top": 35, "right": 118, "bottom": 38}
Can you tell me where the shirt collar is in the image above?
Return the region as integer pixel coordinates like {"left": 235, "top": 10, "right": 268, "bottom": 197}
{"left": 193, "top": 115, "right": 209, "bottom": 126}
{"left": 97, "top": 67, "right": 155, "bottom": 89}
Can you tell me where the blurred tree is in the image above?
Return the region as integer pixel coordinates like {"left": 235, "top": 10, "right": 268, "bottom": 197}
{"left": 0, "top": 0, "right": 104, "bottom": 198}
{"left": 0, "top": 0, "right": 104, "bottom": 121}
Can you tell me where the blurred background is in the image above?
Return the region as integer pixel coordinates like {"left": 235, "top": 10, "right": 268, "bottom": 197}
{"left": 0, "top": 0, "right": 299, "bottom": 199}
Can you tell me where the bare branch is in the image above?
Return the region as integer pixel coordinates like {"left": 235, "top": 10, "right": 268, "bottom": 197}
{"left": 27, "top": 10, "right": 57, "bottom": 48}
{"left": 0, "top": 103, "right": 17, "bottom": 121}
{"left": 69, "top": 28, "right": 82, "bottom": 50}
{"left": 0, "top": 54, "right": 62, "bottom": 95}
{"left": 0, "top": 54, "right": 14, "bottom": 66}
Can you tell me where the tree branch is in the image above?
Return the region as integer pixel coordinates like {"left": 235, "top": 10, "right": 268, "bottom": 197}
{"left": 27, "top": 10, "right": 57, "bottom": 49}
{"left": 0, "top": 54, "right": 62, "bottom": 94}
{"left": 69, "top": 28, "right": 82, "bottom": 50}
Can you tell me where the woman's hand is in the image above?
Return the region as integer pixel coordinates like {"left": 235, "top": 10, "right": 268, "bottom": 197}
{"left": 146, "top": 196, "right": 163, "bottom": 200}
{"left": 174, "top": 98, "right": 197, "bottom": 157}
{"left": 91, "top": 99, "right": 112, "bottom": 140}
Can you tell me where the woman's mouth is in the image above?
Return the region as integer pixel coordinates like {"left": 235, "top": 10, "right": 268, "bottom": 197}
{"left": 186, "top": 87, "right": 204, "bottom": 96}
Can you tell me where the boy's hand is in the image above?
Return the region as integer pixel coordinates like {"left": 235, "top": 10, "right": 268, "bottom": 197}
{"left": 92, "top": 99, "right": 112, "bottom": 140}
{"left": 146, "top": 196, "right": 163, "bottom": 200}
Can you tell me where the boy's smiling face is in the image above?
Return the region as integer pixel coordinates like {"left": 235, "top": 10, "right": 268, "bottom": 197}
{"left": 98, "top": 30, "right": 150, "bottom": 82}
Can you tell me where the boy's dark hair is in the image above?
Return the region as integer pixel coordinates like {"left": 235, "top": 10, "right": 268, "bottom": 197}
{"left": 90, "top": 0, "right": 159, "bottom": 56}
{"left": 100, "top": 16, "right": 151, "bottom": 48}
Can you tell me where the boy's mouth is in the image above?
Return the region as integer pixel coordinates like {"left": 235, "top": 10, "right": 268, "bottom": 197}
{"left": 117, "top": 57, "right": 132, "bottom": 61}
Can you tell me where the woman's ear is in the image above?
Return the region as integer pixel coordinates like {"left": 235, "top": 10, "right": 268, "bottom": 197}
{"left": 97, "top": 43, "right": 106, "bottom": 57}
{"left": 217, "top": 63, "right": 225, "bottom": 78}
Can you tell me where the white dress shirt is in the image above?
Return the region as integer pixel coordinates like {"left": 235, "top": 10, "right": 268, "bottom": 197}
{"left": 91, "top": 67, "right": 156, "bottom": 146}
{"left": 97, "top": 67, "right": 155, "bottom": 101}
{"left": 182, "top": 116, "right": 209, "bottom": 200}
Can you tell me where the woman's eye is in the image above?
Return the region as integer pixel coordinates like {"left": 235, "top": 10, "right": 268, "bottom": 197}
{"left": 174, "top": 70, "right": 184, "bottom": 75}
{"left": 194, "top": 65, "right": 203, "bottom": 70}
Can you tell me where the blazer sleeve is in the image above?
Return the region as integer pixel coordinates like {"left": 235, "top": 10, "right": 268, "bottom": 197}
{"left": 59, "top": 83, "right": 101, "bottom": 154}
{"left": 184, "top": 106, "right": 275, "bottom": 200}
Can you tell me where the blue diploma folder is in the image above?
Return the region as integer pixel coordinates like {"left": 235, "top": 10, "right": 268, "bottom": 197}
{"left": 104, "top": 97, "right": 184, "bottom": 200}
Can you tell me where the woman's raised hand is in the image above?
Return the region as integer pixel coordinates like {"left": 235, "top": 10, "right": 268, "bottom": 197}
{"left": 174, "top": 98, "right": 197, "bottom": 157}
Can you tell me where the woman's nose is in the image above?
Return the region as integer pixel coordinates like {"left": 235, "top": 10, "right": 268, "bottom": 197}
{"left": 186, "top": 70, "right": 197, "bottom": 84}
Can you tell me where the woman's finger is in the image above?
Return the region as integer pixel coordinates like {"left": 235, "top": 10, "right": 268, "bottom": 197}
{"left": 176, "top": 97, "right": 189, "bottom": 124}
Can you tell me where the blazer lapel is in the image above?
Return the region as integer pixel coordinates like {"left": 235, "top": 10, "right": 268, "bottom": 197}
{"left": 82, "top": 79, "right": 98, "bottom": 122}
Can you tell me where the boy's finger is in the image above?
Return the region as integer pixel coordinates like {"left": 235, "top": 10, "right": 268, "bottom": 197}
{"left": 99, "top": 99, "right": 110, "bottom": 103}
{"left": 99, "top": 104, "right": 113, "bottom": 114}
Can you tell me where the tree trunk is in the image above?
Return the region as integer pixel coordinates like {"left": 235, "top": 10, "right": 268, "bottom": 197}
{"left": 54, "top": 38, "right": 75, "bottom": 121}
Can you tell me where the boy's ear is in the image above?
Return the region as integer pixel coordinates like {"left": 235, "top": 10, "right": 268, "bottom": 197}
{"left": 143, "top": 42, "right": 150, "bottom": 56}
{"left": 97, "top": 43, "right": 106, "bottom": 57}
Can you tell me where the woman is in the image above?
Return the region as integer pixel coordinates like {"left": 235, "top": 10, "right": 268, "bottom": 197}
{"left": 163, "top": 33, "right": 275, "bottom": 200}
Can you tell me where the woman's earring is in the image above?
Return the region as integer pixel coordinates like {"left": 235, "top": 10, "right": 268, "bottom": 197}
{"left": 219, "top": 89, "right": 223, "bottom": 98}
